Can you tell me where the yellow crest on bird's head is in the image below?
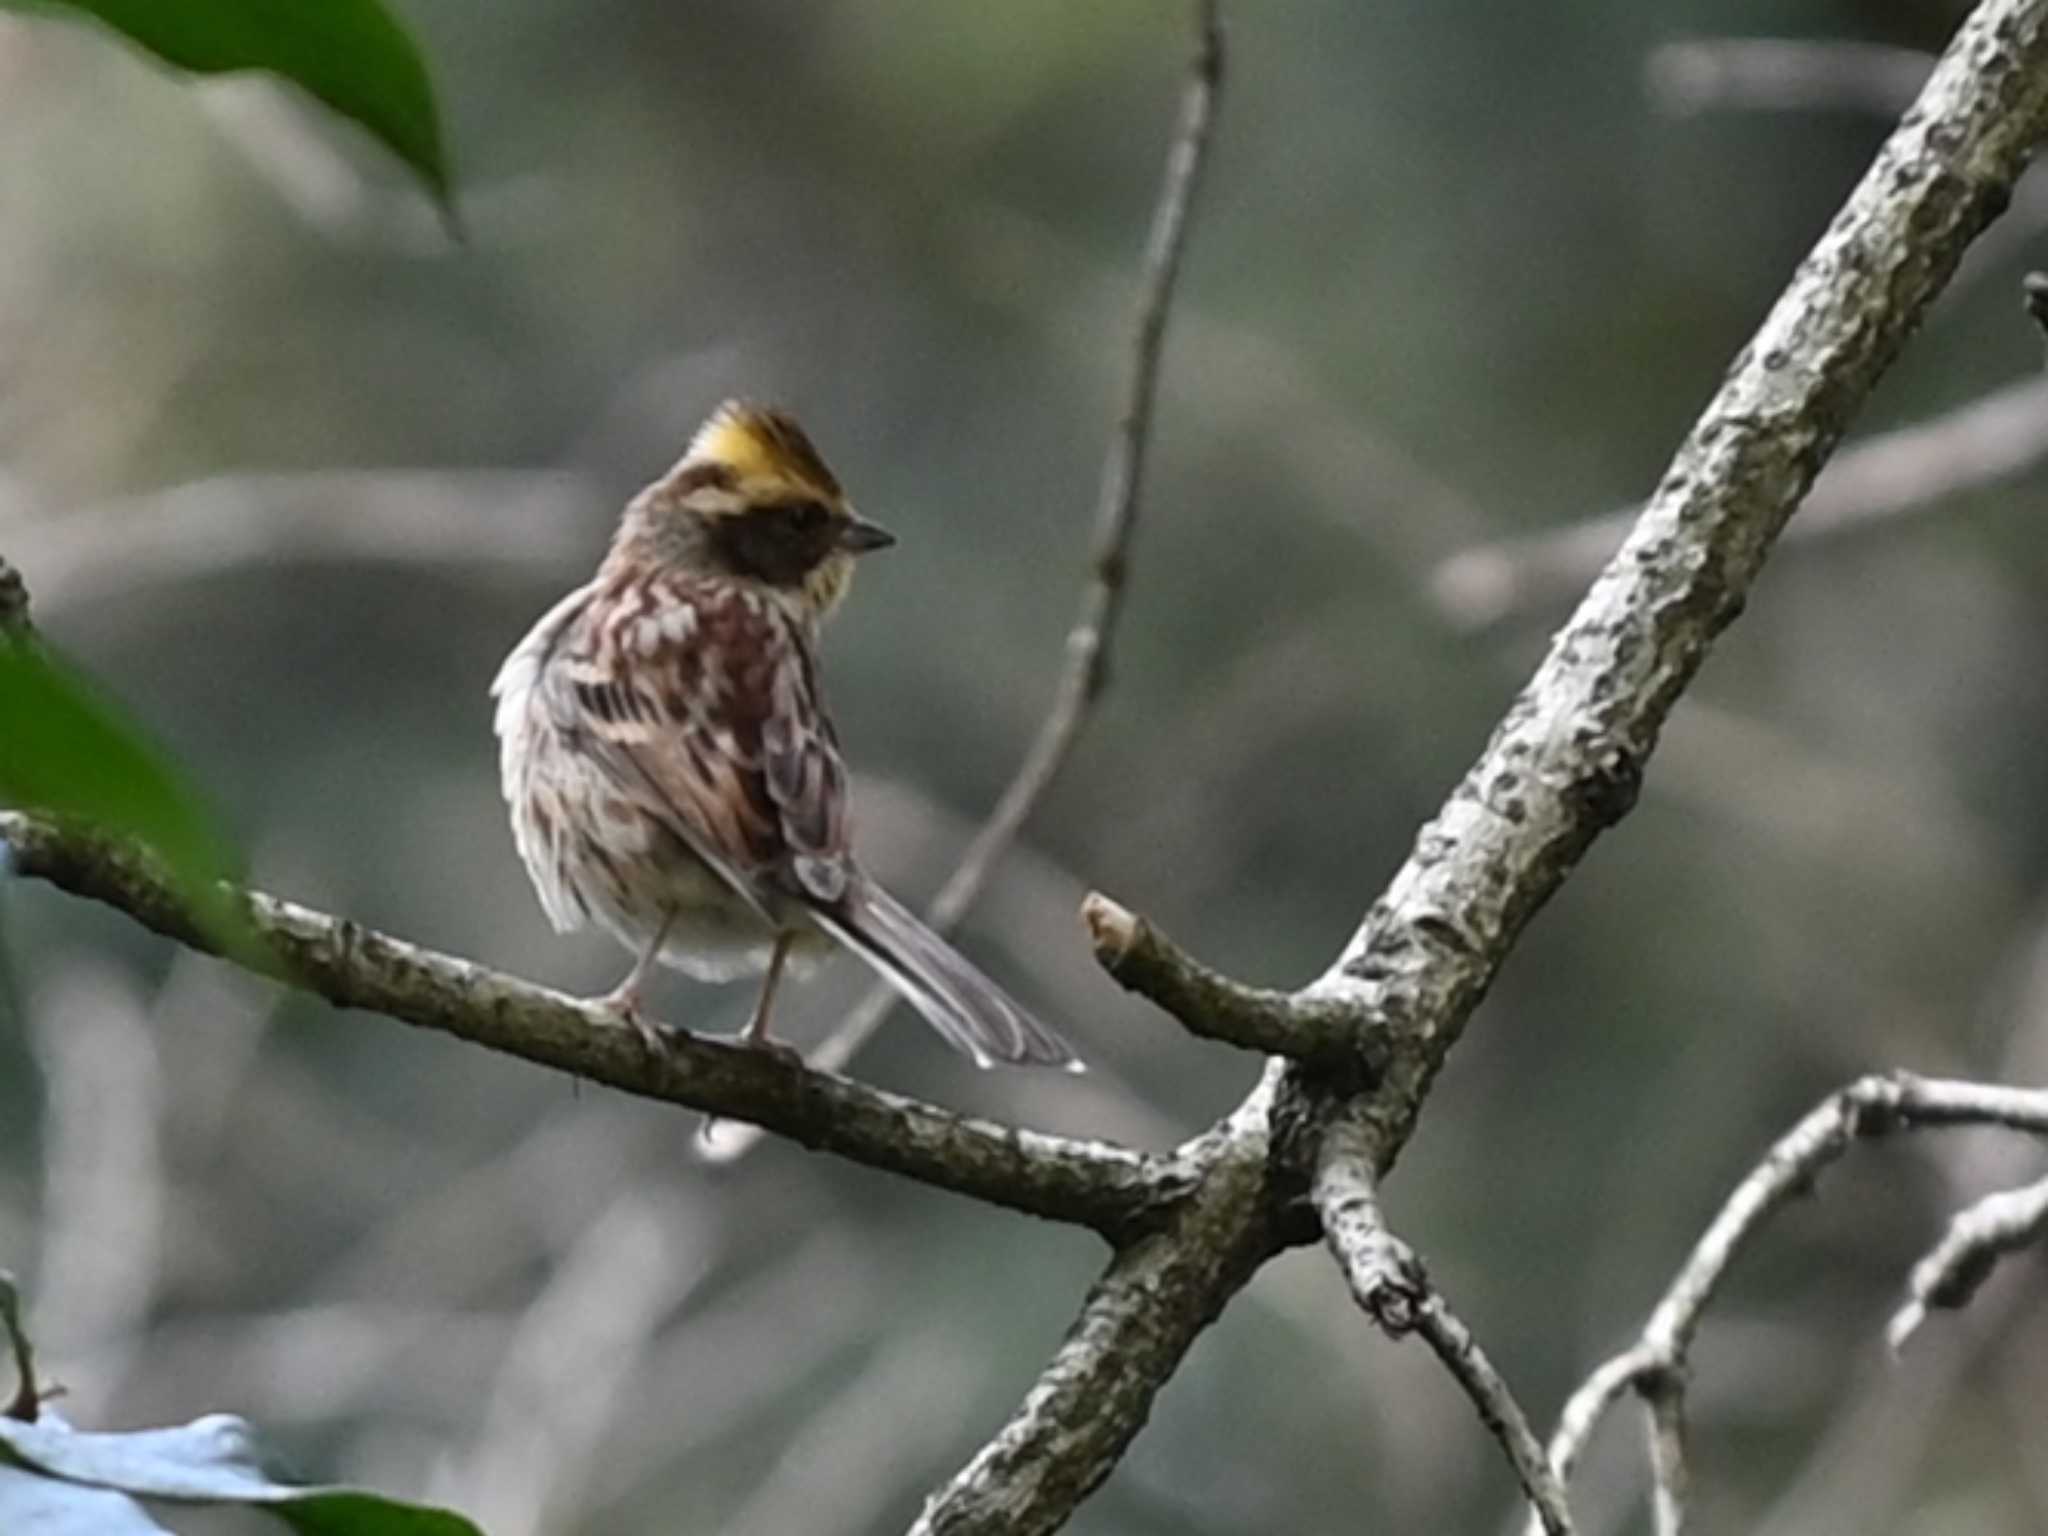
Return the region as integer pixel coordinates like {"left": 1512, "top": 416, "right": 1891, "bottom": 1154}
{"left": 686, "top": 400, "right": 844, "bottom": 504}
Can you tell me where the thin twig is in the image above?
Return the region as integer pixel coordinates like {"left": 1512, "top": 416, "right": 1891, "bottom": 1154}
{"left": 1641, "top": 1376, "right": 1688, "bottom": 1536}
{"left": 0, "top": 1270, "right": 38, "bottom": 1421}
{"left": 1433, "top": 371, "right": 2048, "bottom": 630}
{"left": 1080, "top": 892, "right": 1367, "bottom": 1061}
{"left": 1887, "top": 1170, "right": 2048, "bottom": 1350}
{"left": 1314, "top": 1122, "right": 1574, "bottom": 1536}
{"left": 0, "top": 810, "right": 1173, "bottom": 1239}
{"left": 705, "top": 0, "right": 1225, "bottom": 1155}
{"left": 1533, "top": 1073, "right": 2048, "bottom": 1533}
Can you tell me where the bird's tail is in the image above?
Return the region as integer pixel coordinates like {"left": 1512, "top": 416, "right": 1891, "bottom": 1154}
{"left": 812, "top": 883, "right": 1082, "bottom": 1070}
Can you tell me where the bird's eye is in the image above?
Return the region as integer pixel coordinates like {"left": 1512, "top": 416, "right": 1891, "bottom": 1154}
{"left": 785, "top": 500, "right": 830, "bottom": 532}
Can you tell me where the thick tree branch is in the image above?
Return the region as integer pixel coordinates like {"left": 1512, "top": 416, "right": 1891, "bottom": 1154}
{"left": 1534, "top": 1072, "right": 2048, "bottom": 1532}
{"left": 1316, "top": 0, "right": 2048, "bottom": 1184}
{"left": 712, "top": 0, "right": 1227, "bottom": 1129}
{"left": 1313, "top": 1121, "right": 1572, "bottom": 1536}
{"left": 0, "top": 811, "right": 1172, "bottom": 1239}
{"left": 910, "top": 1063, "right": 1281, "bottom": 1536}
{"left": 1887, "top": 1169, "right": 2048, "bottom": 1349}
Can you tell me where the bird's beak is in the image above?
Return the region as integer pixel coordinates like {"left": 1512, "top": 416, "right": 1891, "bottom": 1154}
{"left": 838, "top": 514, "right": 896, "bottom": 554}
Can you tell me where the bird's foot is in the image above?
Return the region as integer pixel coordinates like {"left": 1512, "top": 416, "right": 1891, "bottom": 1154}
{"left": 737, "top": 1008, "right": 804, "bottom": 1069}
{"left": 596, "top": 982, "right": 671, "bottom": 1056}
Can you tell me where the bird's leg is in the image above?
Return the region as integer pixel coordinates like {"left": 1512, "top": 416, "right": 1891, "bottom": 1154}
{"left": 600, "top": 912, "right": 675, "bottom": 1053}
{"left": 741, "top": 932, "right": 802, "bottom": 1064}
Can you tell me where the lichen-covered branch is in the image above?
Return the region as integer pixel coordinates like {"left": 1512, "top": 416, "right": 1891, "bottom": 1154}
{"left": 910, "top": 1064, "right": 1282, "bottom": 1536}
{"left": 1312, "top": 1121, "right": 1572, "bottom": 1536}
{"left": 0, "top": 811, "right": 1171, "bottom": 1239}
{"left": 1314, "top": 0, "right": 2048, "bottom": 1182}
{"left": 1533, "top": 1072, "right": 2048, "bottom": 1533}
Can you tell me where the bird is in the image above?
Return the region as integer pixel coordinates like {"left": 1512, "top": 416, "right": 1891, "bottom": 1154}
{"left": 491, "top": 401, "right": 1081, "bottom": 1071}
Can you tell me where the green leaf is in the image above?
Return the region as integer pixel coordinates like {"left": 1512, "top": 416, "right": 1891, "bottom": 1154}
{"left": 0, "top": 0, "right": 455, "bottom": 214}
{"left": 0, "top": 1412, "right": 485, "bottom": 1535}
{"left": 0, "top": 634, "right": 244, "bottom": 947}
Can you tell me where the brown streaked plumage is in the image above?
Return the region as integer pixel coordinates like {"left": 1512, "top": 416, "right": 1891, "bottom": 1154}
{"left": 491, "top": 401, "right": 1080, "bottom": 1069}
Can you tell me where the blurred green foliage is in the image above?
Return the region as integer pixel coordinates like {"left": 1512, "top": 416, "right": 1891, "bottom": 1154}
{"left": 0, "top": 637, "right": 243, "bottom": 949}
{"left": 0, "top": 0, "right": 451, "bottom": 209}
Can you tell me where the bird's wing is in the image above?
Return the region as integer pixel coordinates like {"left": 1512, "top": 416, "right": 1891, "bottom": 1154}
{"left": 536, "top": 568, "right": 1078, "bottom": 1069}
{"left": 538, "top": 572, "right": 854, "bottom": 919}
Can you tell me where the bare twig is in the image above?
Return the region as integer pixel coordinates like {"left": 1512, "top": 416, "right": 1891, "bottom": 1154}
{"left": 1314, "top": 1121, "right": 1573, "bottom": 1536}
{"left": 1433, "top": 371, "right": 2048, "bottom": 630}
{"left": 706, "top": 0, "right": 1225, "bottom": 1149}
{"left": 1641, "top": 1378, "right": 1688, "bottom": 1536}
{"left": 0, "top": 810, "right": 1172, "bottom": 1239}
{"left": 0, "top": 1271, "right": 38, "bottom": 1421}
{"left": 1887, "top": 1170, "right": 2048, "bottom": 1350}
{"left": 1080, "top": 892, "right": 1365, "bottom": 1061}
{"left": 1534, "top": 1073, "right": 2048, "bottom": 1533}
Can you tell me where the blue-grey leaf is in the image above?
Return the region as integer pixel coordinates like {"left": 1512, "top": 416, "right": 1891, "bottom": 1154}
{"left": 0, "top": 1462, "right": 172, "bottom": 1535}
{"left": 0, "top": 1413, "right": 484, "bottom": 1534}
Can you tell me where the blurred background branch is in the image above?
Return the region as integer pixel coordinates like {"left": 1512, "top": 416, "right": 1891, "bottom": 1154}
{"left": 1534, "top": 1073, "right": 2048, "bottom": 1535}
{"left": 0, "top": 470, "right": 600, "bottom": 616}
{"left": 1432, "top": 367, "right": 2048, "bottom": 631}
{"left": 1647, "top": 37, "right": 1934, "bottom": 117}
{"left": 702, "top": 0, "right": 1224, "bottom": 1160}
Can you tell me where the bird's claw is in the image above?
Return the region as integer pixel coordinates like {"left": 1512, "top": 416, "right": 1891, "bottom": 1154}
{"left": 596, "top": 985, "right": 671, "bottom": 1056}
{"left": 738, "top": 1025, "right": 804, "bottom": 1069}
{"left": 752, "top": 1037, "right": 805, "bottom": 1069}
